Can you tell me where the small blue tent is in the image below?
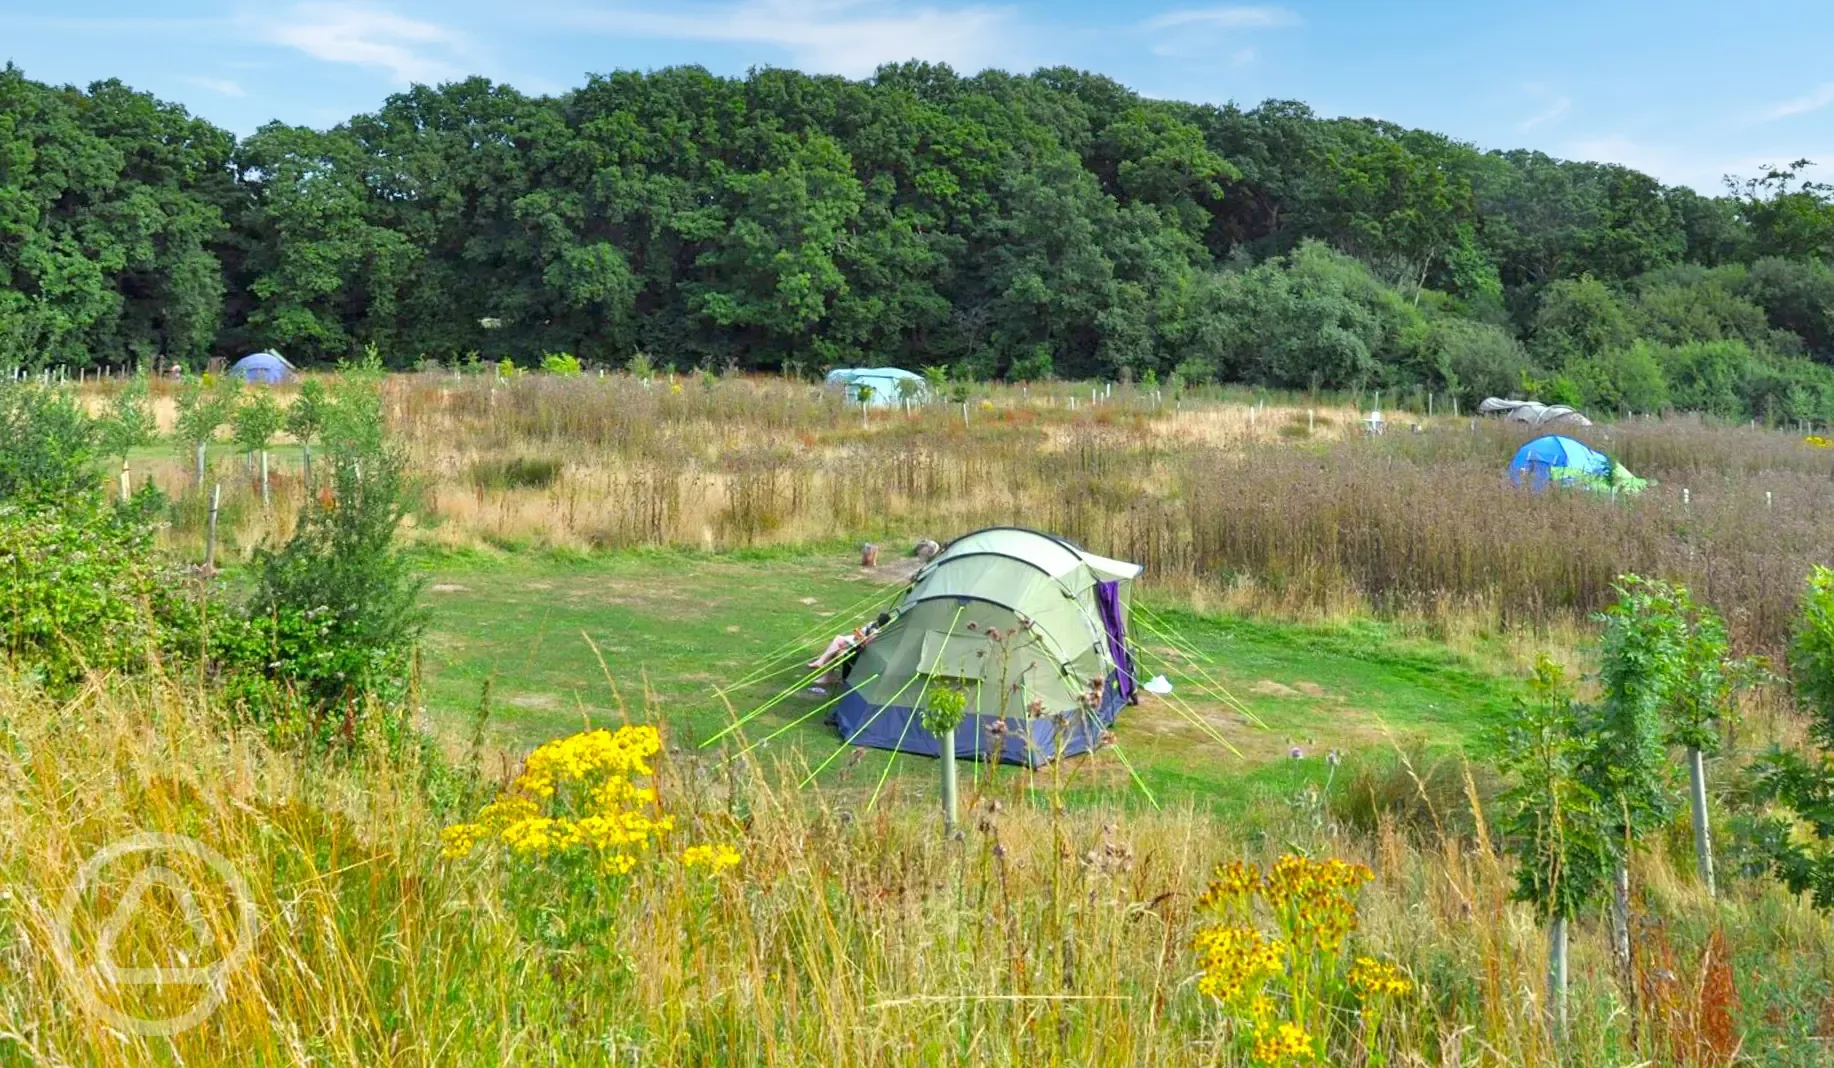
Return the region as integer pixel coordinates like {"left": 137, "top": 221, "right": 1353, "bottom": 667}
{"left": 1509, "top": 435, "right": 1614, "bottom": 490}
{"left": 230, "top": 351, "right": 295, "bottom": 384}
{"left": 825, "top": 367, "right": 926, "bottom": 407}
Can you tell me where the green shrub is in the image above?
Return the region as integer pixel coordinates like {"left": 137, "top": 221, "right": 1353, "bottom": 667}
{"left": 541, "top": 352, "right": 583, "bottom": 376}
{"left": 0, "top": 493, "right": 186, "bottom": 688}
{"left": 0, "top": 382, "right": 99, "bottom": 502}
{"left": 243, "top": 367, "right": 424, "bottom": 739}
{"left": 471, "top": 456, "right": 563, "bottom": 491}
{"left": 231, "top": 389, "right": 285, "bottom": 455}
{"left": 97, "top": 373, "right": 158, "bottom": 463}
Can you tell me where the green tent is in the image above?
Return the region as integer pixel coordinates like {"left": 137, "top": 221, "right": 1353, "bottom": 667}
{"left": 833, "top": 527, "right": 1141, "bottom": 765}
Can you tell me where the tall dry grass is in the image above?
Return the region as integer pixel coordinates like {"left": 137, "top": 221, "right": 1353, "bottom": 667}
{"left": 111, "top": 372, "right": 1834, "bottom": 655}
{"left": 4, "top": 671, "right": 1820, "bottom": 1065}
{"left": 393, "top": 376, "right": 1833, "bottom": 655}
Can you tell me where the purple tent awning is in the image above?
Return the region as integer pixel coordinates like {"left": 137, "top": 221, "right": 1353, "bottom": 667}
{"left": 1095, "top": 580, "right": 1136, "bottom": 702}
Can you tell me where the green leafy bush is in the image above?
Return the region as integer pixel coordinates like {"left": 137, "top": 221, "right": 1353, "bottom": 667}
{"left": 231, "top": 390, "right": 285, "bottom": 455}
{"left": 471, "top": 456, "right": 563, "bottom": 491}
{"left": 541, "top": 352, "right": 583, "bottom": 376}
{"left": 96, "top": 374, "right": 158, "bottom": 463}
{"left": 242, "top": 367, "right": 424, "bottom": 738}
{"left": 0, "top": 382, "right": 99, "bottom": 502}
{"left": 0, "top": 492, "right": 186, "bottom": 688}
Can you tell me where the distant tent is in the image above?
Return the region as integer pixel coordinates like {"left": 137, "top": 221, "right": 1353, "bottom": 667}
{"left": 835, "top": 527, "right": 1141, "bottom": 766}
{"left": 229, "top": 351, "right": 296, "bottom": 384}
{"left": 1479, "top": 397, "right": 1592, "bottom": 428}
{"left": 825, "top": 367, "right": 926, "bottom": 407}
{"left": 1509, "top": 434, "right": 1646, "bottom": 494}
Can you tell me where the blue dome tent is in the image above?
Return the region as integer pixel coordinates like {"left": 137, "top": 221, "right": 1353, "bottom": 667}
{"left": 230, "top": 351, "right": 296, "bottom": 384}
{"left": 1509, "top": 434, "right": 1647, "bottom": 494}
{"left": 825, "top": 367, "right": 926, "bottom": 407}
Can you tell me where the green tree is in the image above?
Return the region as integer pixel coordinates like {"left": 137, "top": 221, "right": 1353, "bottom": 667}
{"left": 1580, "top": 576, "right": 1688, "bottom": 970}
{"left": 96, "top": 373, "right": 158, "bottom": 464}
{"left": 1564, "top": 340, "right": 1670, "bottom": 414}
{"left": 231, "top": 390, "right": 284, "bottom": 458}
{"left": 1497, "top": 656, "right": 1613, "bottom": 1038}
{"left": 1529, "top": 275, "right": 1638, "bottom": 368}
{"left": 1749, "top": 568, "right": 1834, "bottom": 907}
{"left": 286, "top": 378, "right": 329, "bottom": 481}
{"left": 246, "top": 360, "right": 423, "bottom": 736}
{"left": 172, "top": 375, "right": 239, "bottom": 485}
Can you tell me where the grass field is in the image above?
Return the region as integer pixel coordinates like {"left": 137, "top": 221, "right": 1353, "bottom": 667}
{"left": 417, "top": 546, "right": 1521, "bottom": 809}
{"left": 15, "top": 372, "right": 1834, "bottom": 1064}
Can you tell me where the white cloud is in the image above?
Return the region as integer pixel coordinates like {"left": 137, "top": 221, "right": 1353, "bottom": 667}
{"left": 1141, "top": 5, "right": 1296, "bottom": 60}
{"left": 1143, "top": 6, "right": 1299, "bottom": 31}
{"left": 566, "top": 0, "right": 1021, "bottom": 79}
{"left": 183, "top": 76, "right": 247, "bottom": 97}
{"left": 1517, "top": 96, "right": 1570, "bottom": 132}
{"left": 256, "top": 3, "right": 470, "bottom": 84}
{"left": 1763, "top": 82, "right": 1834, "bottom": 121}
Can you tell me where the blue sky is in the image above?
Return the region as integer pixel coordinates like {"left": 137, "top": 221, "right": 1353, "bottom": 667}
{"left": 4, "top": 0, "right": 1831, "bottom": 193}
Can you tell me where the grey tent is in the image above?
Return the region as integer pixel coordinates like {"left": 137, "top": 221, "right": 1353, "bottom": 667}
{"left": 1478, "top": 397, "right": 1592, "bottom": 428}
{"left": 833, "top": 527, "right": 1140, "bottom": 765}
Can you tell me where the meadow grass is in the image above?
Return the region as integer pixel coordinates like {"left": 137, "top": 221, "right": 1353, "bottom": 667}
{"left": 108, "top": 372, "right": 1834, "bottom": 658}
{"left": 5, "top": 670, "right": 1829, "bottom": 1066}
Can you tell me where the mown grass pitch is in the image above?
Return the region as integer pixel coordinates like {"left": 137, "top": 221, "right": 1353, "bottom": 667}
{"left": 418, "top": 546, "right": 1520, "bottom": 808}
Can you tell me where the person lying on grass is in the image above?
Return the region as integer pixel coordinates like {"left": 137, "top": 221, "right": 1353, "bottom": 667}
{"left": 808, "top": 613, "right": 892, "bottom": 684}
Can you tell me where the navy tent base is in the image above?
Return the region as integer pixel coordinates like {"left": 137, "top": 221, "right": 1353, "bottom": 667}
{"left": 833, "top": 677, "right": 1127, "bottom": 767}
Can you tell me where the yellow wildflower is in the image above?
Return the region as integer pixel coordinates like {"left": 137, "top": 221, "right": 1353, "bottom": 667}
{"left": 1196, "top": 859, "right": 1261, "bottom": 918}
{"left": 1251, "top": 1021, "right": 1314, "bottom": 1064}
{"left": 1193, "top": 923, "right": 1285, "bottom": 1004}
{"left": 682, "top": 843, "right": 743, "bottom": 872}
{"left": 439, "top": 822, "right": 488, "bottom": 860}
{"left": 1805, "top": 435, "right": 1831, "bottom": 449}
{"left": 1349, "top": 956, "right": 1414, "bottom": 999}
{"left": 439, "top": 724, "right": 670, "bottom": 874}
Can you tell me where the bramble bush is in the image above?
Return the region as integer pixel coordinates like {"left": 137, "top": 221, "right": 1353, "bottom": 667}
{"left": 0, "top": 489, "right": 188, "bottom": 689}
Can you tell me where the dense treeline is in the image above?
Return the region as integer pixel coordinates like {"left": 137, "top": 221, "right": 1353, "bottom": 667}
{"left": 7, "top": 61, "right": 1834, "bottom": 420}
